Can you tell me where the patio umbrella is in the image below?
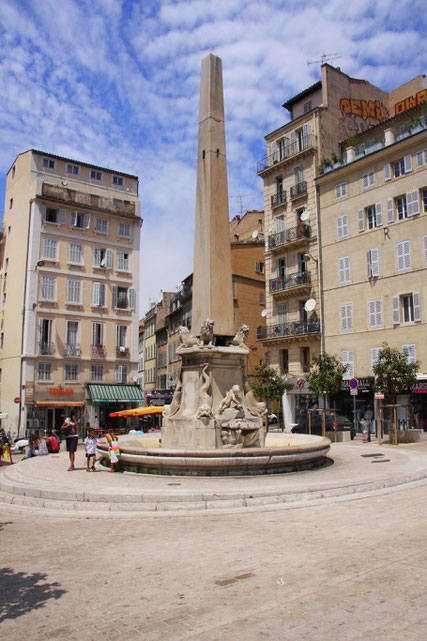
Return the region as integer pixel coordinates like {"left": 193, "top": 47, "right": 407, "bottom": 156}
{"left": 109, "top": 406, "right": 164, "bottom": 418}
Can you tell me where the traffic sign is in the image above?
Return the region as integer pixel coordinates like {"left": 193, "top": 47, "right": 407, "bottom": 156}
{"left": 349, "top": 378, "right": 358, "bottom": 389}
{"left": 375, "top": 392, "right": 385, "bottom": 400}
{"left": 14, "top": 397, "right": 21, "bottom": 404}
{"left": 350, "top": 388, "right": 358, "bottom": 396}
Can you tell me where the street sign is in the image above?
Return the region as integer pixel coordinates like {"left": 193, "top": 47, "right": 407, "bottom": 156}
{"left": 350, "top": 389, "right": 358, "bottom": 396}
{"left": 349, "top": 378, "right": 358, "bottom": 389}
{"left": 375, "top": 392, "right": 385, "bottom": 400}
{"left": 14, "top": 397, "right": 21, "bottom": 404}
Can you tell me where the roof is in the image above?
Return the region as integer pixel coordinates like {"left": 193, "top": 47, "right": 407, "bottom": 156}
{"left": 282, "top": 81, "right": 322, "bottom": 111}
{"left": 87, "top": 384, "right": 144, "bottom": 403}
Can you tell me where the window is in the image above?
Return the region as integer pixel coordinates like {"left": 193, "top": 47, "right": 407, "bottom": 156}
{"left": 294, "top": 164, "right": 304, "bottom": 184}
{"left": 90, "top": 169, "right": 103, "bottom": 181}
{"left": 117, "top": 251, "right": 130, "bottom": 271}
{"left": 393, "top": 155, "right": 412, "bottom": 177}
{"left": 64, "top": 363, "right": 79, "bottom": 382}
{"left": 116, "top": 325, "right": 128, "bottom": 349}
{"left": 66, "top": 279, "right": 82, "bottom": 304}
{"left": 342, "top": 351, "right": 354, "bottom": 379}
{"left": 339, "top": 256, "right": 350, "bottom": 283}
{"left": 402, "top": 344, "right": 417, "bottom": 364}
{"left": 424, "top": 236, "right": 427, "bottom": 265}
{"left": 37, "top": 362, "right": 52, "bottom": 381}
{"left": 340, "top": 304, "right": 353, "bottom": 331}
{"left": 304, "top": 101, "right": 312, "bottom": 113}
{"left": 68, "top": 242, "right": 83, "bottom": 264}
{"left": 369, "top": 299, "right": 382, "bottom": 328}
{"left": 118, "top": 221, "right": 131, "bottom": 238}
{"left": 93, "top": 247, "right": 113, "bottom": 268}
{"left": 92, "top": 282, "right": 106, "bottom": 307}
{"left": 255, "top": 262, "right": 264, "bottom": 274}
{"left": 11, "top": 166, "right": 15, "bottom": 178}
{"left": 71, "top": 211, "right": 90, "bottom": 229}
{"left": 280, "top": 349, "right": 289, "bottom": 373}
{"left": 94, "top": 217, "right": 109, "bottom": 234}
{"left": 112, "top": 285, "right": 135, "bottom": 310}
{"left": 367, "top": 249, "right": 380, "bottom": 278}
{"left": 40, "top": 276, "right": 56, "bottom": 301}
{"left": 423, "top": 189, "right": 427, "bottom": 213}
{"left": 232, "top": 278, "right": 237, "bottom": 299}
{"left": 42, "top": 158, "right": 55, "bottom": 169}
{"left": 9, "top": 198, "right": 13, "bottom": 209}
{"left": 392, "top": 292, "right": 421, "bottom": 324}
{"left": 42, "top": 238, "right": 57, "bottom": 261}
{"left": 39, "top": 318, "right": 54, "bottom": 354}
{"left": 397, "top": 241, "right": 411, "bottom": 271}
{"left": 259, "top": 292, "right": 265, "bottom": 305}
{"left": 276, "top": 215, "right": 285, "bottom": 233}
{"left": 371, "top": 347, "right": 382, "bottom": 372}
{"left": 301, "top": 346, "right": 310, "bottom": 372}
{"left": 358, "top": 203, "right": 382, "bottom": 231}
{"left": 337, "top": 215, "right": 348, "bottom": 239}
{"left": 112, "top": 175, "right": 123, "bottom": 186}
{"left": 114, "top": 365, "right": 127, "bottom": 383}
{"left": 335, "top": 183, "right": 347, "bottom": 199}
{"left": 278, "top": 302, "right": 287, "bottom": 325}
{"left": 416, "top": 148, "right": 427, "bottom": 168}
{"left": 90, "top": 364, "right": 104, "bottom": 382}
{"left": 91, "top": 322, "right": 105, "bottom": 347}
{"left": 66, "top": 164, "right": 79, "bottom": 175}
{"left": 396, "top": 196, "right": 407, "bottom": 220}
{"left": 362, "top": 170, "right": 375, "bottom": 189}
{"left": 396, "top": 191, "right": 420, "bottom": 220}
{"left": 66, "top": 321, "right": 79, "bottom": 345}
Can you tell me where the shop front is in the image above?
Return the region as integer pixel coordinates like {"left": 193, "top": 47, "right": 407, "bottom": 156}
{"left": 282, "top": 377, "right": 318, "bottom": 431}
{"left": 27, "top": 384, "right": 86, "bottom": 436}
{"left": 86, "top": 383, "right": 144, "bottom": 430}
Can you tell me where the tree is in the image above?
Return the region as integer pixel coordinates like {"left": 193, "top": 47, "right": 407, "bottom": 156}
{"left": 307, "top": 353, "right": 348, "bottom": 409}
{"left": 251, "top": 365, "right": 292, "bottom": 431}
{"left": 373, "top": 343, "right": 419, "bottom": 402}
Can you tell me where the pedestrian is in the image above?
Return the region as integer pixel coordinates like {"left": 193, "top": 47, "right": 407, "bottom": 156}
{"left": 27, "top": 433, "right": 40, "bottom": 458}
{"left": 84, "top": 428, "right": 98, "bottom": 472}
{"left": 37, "top": 436, "right": 49, "bottom": 456}
{"left": 46, "top": 430, "right": 59, "bottom": 453}
{"left": 104, "top": 430, "right": 120, "bottom": 472}
{"left": 60, "top": 410, "right": 80, "bottom": 471}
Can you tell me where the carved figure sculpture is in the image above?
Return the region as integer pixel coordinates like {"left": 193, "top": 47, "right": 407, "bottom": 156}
{"left": 163, "top": 378, "right": 182, "bottom": 417}
{"left": 178, "top": 326, "right": 199, "bottom": 348}
{"left": 244, "top": 380, "right": 267, "bottom": 417}
{"left": 196, "top": 363, "right": 213, "bottom": 419}
{"left": 231, "top": 324, "right": 250, "bottom": 348}
{"left": 199, "top": 319, "right": 215, "bottom": 347}
{"left": 218, "top": 385, "right": 244, "bottom": 418}
{"left": 221, "top": 428, "right": 243, "bottom": 448}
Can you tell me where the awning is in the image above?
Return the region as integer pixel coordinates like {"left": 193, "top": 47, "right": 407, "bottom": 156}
{"left": 110, "top": 406, "right": 163, "bottom": 418}
{"left": 36, "top": 401, "right": 85, "bottom": 407}
{"left": 88, "top": 384, "right": 144, "bottom": 403}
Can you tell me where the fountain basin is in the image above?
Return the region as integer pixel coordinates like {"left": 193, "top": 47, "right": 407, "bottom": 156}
{"left": 97, "top": 433, "right": 331, "bottom": 476}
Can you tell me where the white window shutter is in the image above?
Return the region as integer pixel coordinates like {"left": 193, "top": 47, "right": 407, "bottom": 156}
{"left": 413, "top": 292, "right": 421, "bottom": 322}
{"left": 71, "top": 211, "right": 77, "bottom": 226}
{"left": 387, "top": 198, "right": 394, "bottom": 223}
{"left": 105, "top": 248, "right": 113, "bottom": 269}
{"left": 370, "top": 248, "right": 380, "bottom": 277}
{"left": 99, "top": 283, "right": 105, "bottom": 306}
{"left": 290, "top": 131, "right": 296, "bottom": 154}
{"left": 112, "top": 285, "right": 118, "bottom": 308}
{"left": 406, "top": 190, "right": 420, "bottom": 217}
{"left": 392, "top": 295, "right": 400, "bottom": 324}
{"left": 342, "top": 351, "right": 354, "bottom": 379}
{"left": 58, "top": 209, "right": 66, "bottom": 224}
{"left": 271, "top": 140, "right": 277, "bottom": 163}
{"left": 384, "top": 163, "right": 391, "bottom": 181}
{"left": 358, "top": 209, "right": 365, "bottom": 232}
{"left": 367, "top": 250, "right": 372, "bottom": 278}
{"left": 404, "top": 154, "right": 412, "bottom": 173}
{"left": 92, "top": 282, "right": 99, "bottom": 306}
{"left": 128, "top": 288, "right": 136, "bottom": 310}
{"left": 84, "top": 213, "right": 91, "bottom": 229}
{"left": 371, "top": 348, "right": 381, "bottom": 371}
{"left": 337, "top": 217, "right": 343, "bottom": 239}
{"left": 40, "top": 204, "right": 47, "bottom": 221}
{"left": 402, "top": 344, "right": 416, "bottom": 364}
{"left": 342, "top": 215, "right": 348, "bottom": 237}
{"left": 375, "top": 203, "right": 382, "bottom": 226}
{"left": 369, "top": 300, "right": 376, "bottom": 327}
{"left": 416, "top": 148, "right": 427, "bottom": 168}
{"left": 424, "top": 236, "right": 427, "bottom": 265}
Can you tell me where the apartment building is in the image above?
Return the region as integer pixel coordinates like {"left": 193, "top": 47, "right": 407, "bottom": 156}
{"left": 0, "top": 150, "right": 142, "bottom": 436}
{"left": 257, "top": 65, "right": 426, "bottom": 428}
{"left": 317, "top": 102, "right": 427, "bottom": 428}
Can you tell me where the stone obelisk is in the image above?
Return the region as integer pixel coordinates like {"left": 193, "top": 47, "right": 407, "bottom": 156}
{"left": 191, "top": 53, "right": 234, "bottom": 339}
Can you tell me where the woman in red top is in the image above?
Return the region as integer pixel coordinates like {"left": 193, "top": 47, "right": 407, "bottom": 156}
{"left": 46, "top": 431, "right": 59, "bottom": 453}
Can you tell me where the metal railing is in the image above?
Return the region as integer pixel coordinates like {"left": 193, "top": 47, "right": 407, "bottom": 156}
{"left": 91, "top": 345, "right": 106, "bottom": 358}
{"left": 257, "top": 133, "right": 317, "bottom": 173}
{"left": 269, "top": 271, "right": 311, "bottom": 293}
{"left": 257, "top": 318, "right": 320, "bottom": 341}
{"left": 39, "top": 342, "right": 54, "bottom": 355}
{"left": 268, "top": 224, "right": 310, "bottom": 250}
{"left": 116, "top": 346, "right": 129, "bottom": 357}
{"left": 64, "top": 344, "right": 81, "bottom": 357}
{"left": 271, "top": 191, "right": 287, "bottom": 207}
{"left": 290, "top": 181, "right": 307, "bottom": 199}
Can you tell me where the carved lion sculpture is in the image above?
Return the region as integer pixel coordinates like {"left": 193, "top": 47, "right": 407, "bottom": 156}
{"left": 199, "top": 318, "right": 215, "bottom": 347}
{"left": 231, "top": 324, "right": 250, "bottom": 348}
{"left": 178, "top": 325, "right": 199, "bottom": 348}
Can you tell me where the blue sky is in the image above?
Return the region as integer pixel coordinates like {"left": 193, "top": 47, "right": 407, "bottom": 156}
{"left": 0, "top": 0, "right": 426, "bottom": 313}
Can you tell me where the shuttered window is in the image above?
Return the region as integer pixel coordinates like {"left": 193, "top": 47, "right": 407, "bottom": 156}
{"left": 369, "top": 299, "right": 382, "bottom": 328}
{"left": 340, "top": 304, "right": 352, "bottom": 331}
{"left": 371, "top": 347, "right": 382, "bottom": 372}
{"left": 342, "top": 351, "right": 354, "bottom": 379}
{"left": 402, "top": 344, "right": 416, "bottom": 364}
{"left": 337, "top": 215, "right": 348, "bottom": 239}
{"left": 339, "top": 256, "right": 351, "bottom": 283}
{"left": 362, "top": 170, "right": 375, "bottom": 189}
{"left": 367, "top": 249, "right": 380, "bottom": 278}
{"left": 397, "top": 241, "right": 411, "bottom": 271}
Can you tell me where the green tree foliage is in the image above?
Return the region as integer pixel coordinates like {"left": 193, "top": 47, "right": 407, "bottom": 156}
{"left": 307, "top": 353, "right": 348, "bottom": 407}
{"left": 251, "top": 365, "right": 291, "bottom": 407}
{"left": 373, "top": 343, "right": 419, "bottom": 402}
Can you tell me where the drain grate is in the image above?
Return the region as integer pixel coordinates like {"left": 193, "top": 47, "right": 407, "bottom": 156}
{"left": 372, "top": 459, "right": 390, "bottom": 463}
{"left": 361, "top": 453, "right": 384, "bottom": 458}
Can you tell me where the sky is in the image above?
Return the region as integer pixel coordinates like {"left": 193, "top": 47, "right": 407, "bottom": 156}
{"left": 0, "top": 0, "right": 426, "bottom": 315}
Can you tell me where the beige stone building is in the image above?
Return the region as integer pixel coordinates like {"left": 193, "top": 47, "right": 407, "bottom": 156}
{"left": 0, "top": 150, "right": 142, "bottom": 436}
{"left": 317, "top": 102, "right": 427, "bottom": 427}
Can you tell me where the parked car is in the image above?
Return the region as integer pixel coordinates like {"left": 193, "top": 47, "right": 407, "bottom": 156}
{"left": 291, "top": 413, "right": 355, "bottom": 439}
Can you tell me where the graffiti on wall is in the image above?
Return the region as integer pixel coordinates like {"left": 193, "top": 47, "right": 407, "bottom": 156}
{"left": 340, "top": 98, "right": 389, "bottom": 122}
{"left": 395, "top": 90, "right": 426, "bottom": 116}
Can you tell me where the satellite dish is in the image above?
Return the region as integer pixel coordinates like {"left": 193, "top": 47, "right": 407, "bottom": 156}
{"left": 251, "top": 230, "right": 258, "bottom": 239}
{"left": 304, "top": 299, "right": 316, "bottom": 312}
{"left": 261, "top": 309, "right": 267, "bottom": 317}
{"left": 300, "top": 211, "right": 310, "bottom": 222}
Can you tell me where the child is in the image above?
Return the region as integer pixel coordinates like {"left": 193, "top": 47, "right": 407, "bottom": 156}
{"left": 84, "top": 429, "right": 98, "bottom": 472}
{"left": 104, "top": 430, "right": 120, "bottom": 472}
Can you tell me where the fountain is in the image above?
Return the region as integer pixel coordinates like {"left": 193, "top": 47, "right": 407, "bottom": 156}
{"left": 98, "top": 54, "right": 330, "bottom": 475}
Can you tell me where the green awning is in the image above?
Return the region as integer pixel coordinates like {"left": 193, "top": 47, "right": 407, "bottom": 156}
{"left": 88, "top": 384, "right": 144, "bottom": 403}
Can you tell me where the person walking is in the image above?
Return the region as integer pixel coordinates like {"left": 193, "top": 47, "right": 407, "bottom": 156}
{"left": 84, "top": 428, "right": 98, "bottom": 472}
{"left": 60, "top": 410, "right": 80, "bottom": 471}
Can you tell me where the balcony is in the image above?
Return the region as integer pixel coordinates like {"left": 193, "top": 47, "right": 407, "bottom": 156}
{"left": 39, "top": 342, "right": 54, "bottom": 355}
{"left": 42, "top": 183, "right": 137, "bottom": 217}
{"left": 271, "top": 191, "right": 287, "bottom": 208}
{"left": 268, "top": 224, "right": 310, "bottom": 251}
{"left": 257, "top": 133, "right": 317, "bottom": 175}
{"left": 290, "top": 181, "right": 307, "bottom": 200}
{"left": 116, "top": 346, "right": 129, "bottom": 358}
{"left": 269, "top": 272, "right": 311, "bottom": 297}
{"left": 64, "top": 344, "right": 81, "bottom": 357}
{"left": 91, "top": 345, "right": 106, "bottom": 359}
{"left": 257, "top": 319, "right": 320, "bottom": 342}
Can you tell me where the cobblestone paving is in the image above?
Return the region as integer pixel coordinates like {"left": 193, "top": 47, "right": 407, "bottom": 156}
{"left": 1, "top": 478, "right": 427, "bottom": 640}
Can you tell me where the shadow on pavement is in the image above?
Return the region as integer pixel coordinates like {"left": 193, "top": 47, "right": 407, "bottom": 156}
{"left": 0, "top": 568, "right": 66, "bottom": 622}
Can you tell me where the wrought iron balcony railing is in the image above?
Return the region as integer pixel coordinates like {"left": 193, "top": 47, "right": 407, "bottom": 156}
{"left": 268, "top": 224, "right": 310, "bottom": 250}
{"left": 39, "top": 342, "right": 54, "bottom": 355}
{"left": 257, "top": 133, "right": 317, "bottom": 173}
{"left": 91, "top": 345, "right": 106, "bottom": 359}
{"left": 64, "top": 344, "right": 81, "bottom": 357}
{"left": 290, "top": 181, "right": 307, "bottom": 199}
{"left": 269, "top": 271, "right": 311, "bottom": 293}
{"left": 257, "top": 319, "right": 320, "bottom": 341}
{"left": 116, "top": 346, "right": 129, "bottom": 358}
{"left": 271, "top": 190, "right": 286, "bottom": 207}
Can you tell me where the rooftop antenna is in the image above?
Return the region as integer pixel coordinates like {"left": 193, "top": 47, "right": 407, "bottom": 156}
{"left": 230, "top": 194, "right": 251, "bottom": 216}
{"left": 307, "top": 53, "right": 341, "bottom": 67}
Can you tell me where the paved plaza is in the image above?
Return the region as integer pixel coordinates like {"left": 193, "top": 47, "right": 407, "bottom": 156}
{"left": 1, "top": 439, "right": 427, "bottom": 640}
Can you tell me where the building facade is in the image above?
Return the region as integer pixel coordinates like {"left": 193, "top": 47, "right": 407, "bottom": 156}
{"left": 0, "top": 150, "right": 142, "bottom": 436}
